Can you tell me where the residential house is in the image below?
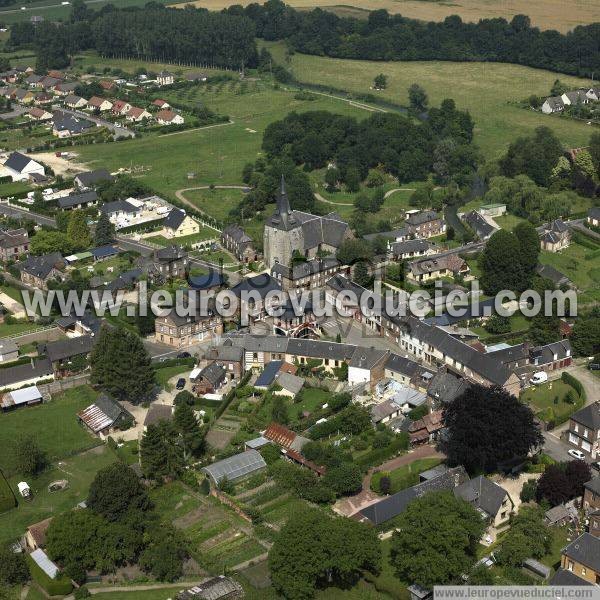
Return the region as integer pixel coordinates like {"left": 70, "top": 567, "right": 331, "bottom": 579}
{"left": 39, "top": 76, "right": 61, "bottom": 91}
{"left": 0, "top": 339, "right": 19, "bottom": 363}
{"left": 271, "top": 257, "right": 344, "bottom": 291}
{"left": 111, "top": 99, "right": 131, "bottom": 116}
{"left": 462, "top": 210, "right": 498, "bottom": 240}
{"left": 588, "top": 207, "right": 600, "bottom": 228}
{"left": 0, "top": 228, "right": 29, "bottom": 261}
{"left": 273, "top": 371, "right": 305, "bottom": 399}
{"left": 540, "top": 219, "right": 571, "bottom": 252}
{"left": 52, "top": 111, "right": 95, "bottom": 137}
{"left": 267, "top": 298, "right": 320, "bottom": 338}
{"left": 409, "top": 410, "right": 444, "bottom": 444}
{"left": 561, "top": 90, "right": 590, "bottom": 106}
{"left": 47, "top": 70, "right": 65, "bottom": 80}
{"left": 185, "top": 73, "right": 208, "bottom": 82}
{"left": 56, "top": 190, "right": 98, "bottom": 211}
{"left": 364, "top": 226, "right": 410, "bottom": 244}
{"left": 188, "top": 271, "right": 225, "bottom": 293}
{"left": 25, "top": 517, "right": 53, "bottom": 550}
{"left": 64, "top": 94, "right": 87, "bottom": 109}
{"left": 24, "top": 74, "right": 43, "bottom": 87}
{"left": 99, "top": 199, "right": 141, "bottom": 226}
{"left": 155, "top": 309, "right": 223, "bottom": 348}
{"left": 156, "top": 109, "right": 184, "bottom": 125}
{"left": 454, "top": 475, "right": 514, "bottom": 527}
{"left": 557, "top": 533, "right": 600, "bottom": 585}
{"left": 390, "top": 239, "right": 435, "bottom": 261}
{"left": 407, "top": 254, "right": 469, "bottom": 283}
{"left": 347, "top": 347, "right": 389, "bottom": 391}
{"left": 43, "top": 335, "right": 94, "bottom": 377}
{"left": 230, "top": 273, "right": 282, "bottom": 322}
{"left": 583, "top": 478, "right": 600, "bottom": 512}
{"left": 536, "top": 264, "right": 572, "bottom": 288}
{"left": 529, "top": 339, "right": 572, "bottom": 371}
{"left": 405, "top": 210, "right": 446, "bottom": 238}
{"left": 156, "top": 71, "right": 175, "bottom": 86}
{"left": 13, "top": 88, "right": 34, "bottom": 104}
{"left": 586, "top": 87, "right": 600, "bottom": 101}
{"left": 27, "top": 107, "right": 52, "bottom": 121}
{"left": 199, "top": 342, "right": 244, "bottom": 380}
{"left": 356, "top": 466, "right": 469, "bottom": 526}
{"left": 126, "top": 106, "right": 151, "bottom": 122}
{"left": 78, "top": 394, "right": 133, "bottom": 437}
{"left": 143, "top": 404, "right": 173, "bottom": 431}
{"left": 221, "top": 224, "right": 257, "bottom": 263}
{"left": 201, "top": 450, "right": 267, "bottom": 486}
{"left": 99, "top": 80, "right": 115, "bottom": 92}
{"left": 143, "top": 245, "right": 188, "bottom": 284}
{"left": 17, "top": 252, "right": 64, "bottom": 289}
{"left": 192, "top": 362, "right": 227, "bottom": 395}
{"left": 33, "top": 92, "right": 53, "bottom": 106}
{"left": 3, "top": 152, "right": 44, "bottom": 182}
{"left": 163, "top": 208, "right": 200, "bottom": 238}
{"left": 0, "top": 357, "right": 53, "bottom": 392}
{"left": 176, "top": 577, "right": 243, "bottom": 600}
{"left": 74, "top": 169, "right": 114, "bottom": 190}
{"left": 53, "top": 82, "right": 78, "bottom": 96}
{"left": 87, "top": 96, "right": 112, "bottom": 112}
{"left": 152, "top": 99, "right": 170, "bottom": 109}
{"left": 567, "top": 402, "right": 600, "bottom": 458}
{"left": 541, "top": 96, "right": 565, "bottom": 114}
{"left": 426, "top": 368, "right": 470, "bottom": 406}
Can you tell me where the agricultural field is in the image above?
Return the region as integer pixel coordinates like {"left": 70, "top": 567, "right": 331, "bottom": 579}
{"left": 72, "top": 81, "right": 369, "bottom": 209}
{"left": 176, "top": 0, "right": 597, "bottom": 32}
{"left": 0, "top": 385, "right": 101, "bottom": 476}
{"left": 264, "top": 41, "right": 594, "bottom": 161}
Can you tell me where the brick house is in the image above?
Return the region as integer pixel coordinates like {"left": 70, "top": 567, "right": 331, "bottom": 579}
{"left": 559, "top": 533, "right": 600, "bottom": 584}
{"left": 583, "top": 478, "right": 600, "bottom": 512}
{"left": 17, "top": 252, "right": 64, "bottom": 290}
{"left": 0, "top": 228, "right": 29, "bottom": 261}
{"left": 155, "top": 310, "right": 223, "bottom": 348}
{"left": 221, "top": 224, "right": 258, "bottom": 263}
{"left": 405, "top": 210, "right": 446, "bottom": 238}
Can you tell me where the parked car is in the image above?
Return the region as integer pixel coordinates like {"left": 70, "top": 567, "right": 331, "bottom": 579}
{"left": 176, "top": 378, "right": 186, "bottom": 390}
{"left": 177, "top": 351, "right": 191, "bottom": 358}
{"left": 530, "top": 372, "right": 549, "bottom": 385}
{"left": 588, "top": 363, "right": 600, "bottom": 371}
{"left": 568, "top": 449, "right": 586, "bottom": 460}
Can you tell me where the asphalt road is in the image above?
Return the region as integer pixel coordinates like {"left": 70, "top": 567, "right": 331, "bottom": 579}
{"left": 0, "top": 202, "right": 56, "bottom": 226}
{"left": 59, "top": 107, "right": 134, "bottom": 139}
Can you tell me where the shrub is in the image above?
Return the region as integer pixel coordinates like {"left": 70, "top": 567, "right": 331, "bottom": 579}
{"left": 27, "top": 555, "right": 73, "bottom": 596}
{"left": 74, "top": 586, "right": 91, "bottom": 599}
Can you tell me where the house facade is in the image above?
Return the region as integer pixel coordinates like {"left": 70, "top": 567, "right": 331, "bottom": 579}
{"left": 163, "top": 209, "right": 200, "bottom": 239}
{"left": 405, "top": 210, "right": 446, "bottom": 238}
{"left": 155, "top": 311, "right": 223, "bottom": 348}
{"left": 567, "top": 402, "right": 600, "bottom": 458}
{"left": 221, "top": 224, "right": 258, "bottom": 263}
{"left": 0, "top": 228, "right": 29, "bottom": 261}
{"left": 540, "top": 219, "right": 571, "bottom": 252}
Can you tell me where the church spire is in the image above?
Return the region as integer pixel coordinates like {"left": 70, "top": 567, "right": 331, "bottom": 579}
{"left": 277, "top": 174, "right": 291, "bottom": 219}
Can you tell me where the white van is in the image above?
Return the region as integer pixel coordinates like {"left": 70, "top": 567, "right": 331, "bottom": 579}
{"left": 530, "top": 372, "right": 548, "bottom": 385}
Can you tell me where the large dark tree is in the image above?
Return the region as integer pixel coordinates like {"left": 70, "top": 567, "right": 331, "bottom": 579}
{"left": 173, "top": 402, "right": 204, "bottom": 458}
{"left": 269, "top": 507, "right": 381, "bottom": 599}
{"left": 565, "top": 460, "right": 592, "bottom": 498}
{"left": 90, "top": 327, "right": 155, "bottom": 403}
{"left": 441, "top": 385, "right": 543, "bottom": 473}
{"left": 479, "top": 229, "right": 526, "bottom": 295}
{"left": 513, "top": 221, "right": 540, "bottom": 283}
{"left": 140, "top": 421, "right": 184, "bottom": 480}
{"left": 13, "top": 435, "right": 48, "bottom": 476}
{"left": 94, "top": 212, "right": 115, "bottom": 246}
{"left": 87, "top": 462, "right": 150, "bottom": 522}
{"left": 536, "top": 464, "right": 572, "bottom": 506}
{"left": 0, "top": 547, "right": 28, "bottom": 585}
{"left": 390, "top": 491, "right": 485, "bottom": 588}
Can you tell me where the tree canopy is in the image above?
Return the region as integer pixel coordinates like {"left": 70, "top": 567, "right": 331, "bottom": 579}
{"left": 441, "top": 384, "right": 543, "bottom": 473}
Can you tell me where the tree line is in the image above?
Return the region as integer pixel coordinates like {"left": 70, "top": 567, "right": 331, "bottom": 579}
{"left": 9, "top": 2, "right": 258, "bottom": 70}
{"left": 226, "top": 0, "right": 600, "bottom": 77}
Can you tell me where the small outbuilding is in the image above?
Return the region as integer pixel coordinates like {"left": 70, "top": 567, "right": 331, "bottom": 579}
{"left": 201, "top": 449, "right": 266, "bottom": 486}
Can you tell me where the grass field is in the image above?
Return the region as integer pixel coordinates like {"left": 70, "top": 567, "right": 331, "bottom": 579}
{"left": 0, "top": 385, "right": 101, "bottom": 476}
{"left": 264, "top": 41, "right": 594, "bottom": 161}
{"left": 0, "top": 445, "right": 117, "bottom": 544}
{"left": 180, "top": 188, "right": 247, "bottom": 222}
{"left": 539, "top": 242, "right": 600, "bottom": 294}
{"left": 521, "top": 380, "right": 582, "bottom": 424}
{"left": 176, "top": 0, "right": 597, "bottom": 32}
{"left": 371, "top": 457, "right": 443, "bottom": 494}
{"left": 72, "top": 83, "right": 368, "bottom": 203}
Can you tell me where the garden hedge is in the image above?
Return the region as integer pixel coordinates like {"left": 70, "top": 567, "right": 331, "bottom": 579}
{"left": 0, "top": 470, "right": 16, "bottom": 513}
{"left": 26, "top": 554, "right": 73, "bottom": 596}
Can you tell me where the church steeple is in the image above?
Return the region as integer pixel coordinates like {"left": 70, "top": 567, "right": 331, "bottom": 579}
{"left": 277, "top": 175, "right": 291, "bottom": 222}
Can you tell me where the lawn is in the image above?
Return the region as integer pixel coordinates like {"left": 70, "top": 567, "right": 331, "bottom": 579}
{"left": 179, "top": 187, "right": 247, "bottom": 222}
{"left": 91, "top": 586, "right": 191, "bottom": 600}
{"left": 471, "top": 313, "right": 530, "bottom": 340}
{"left": 0, "top": 445, "right": 117, "bottom": 544}
{"left": 494, "top": 213, "right": 528, "bottom": 231}
{"left": 539, "top": 242, "right": 600, "bottom": 292}
{"left": 0, "top": 180, "right": 33, "bottom": 198}
{"left": 371, "top": 457, "right": 443, "bottom": 494}
{"left": 264, "top": 40, "right": 594, "bottom": 161}
{"left": 146, "top": 227, "right": 218, "bottom": 247}
{"left": 289, "top": 386, "right": 330, "bottom": 424}
{"left": 521, "top": 380, "right": 583, "bottom": 424}
{"left": 0, "top": 284, "right": 26, "bottom": 304}
{"left": 154, "top": 364, "right": 191, "bottom": 390}
{"left": 0, "top": 385, "right": 101, "bottom": 476}
{"left": 150, "top": 480, "right": 199, "bottom": 521}
{"left": 0, "top": 321, "right": 40, "bottom": 337}
{"left": 72, "top": 84, "right": 369, "bottom": 202}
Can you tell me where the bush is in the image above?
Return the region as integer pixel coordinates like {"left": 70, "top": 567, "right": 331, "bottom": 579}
{"left": 355, "top": 434, "right": 409, "bottom": 469}
{"left": 27, "top": 555, "right": 73, "bottom": 596}
{"left": 74, "top": 586, "right": 91, "bottom": 599}
{"left": 520, "top": 479, "right": 537, "bottom": 503}
{"left": 561, "top": 372, "right": 585, "bottom": 399}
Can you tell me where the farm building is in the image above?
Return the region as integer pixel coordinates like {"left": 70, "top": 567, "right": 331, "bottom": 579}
{"left": 1, "top": 385, "right": 43, "bottom": 411}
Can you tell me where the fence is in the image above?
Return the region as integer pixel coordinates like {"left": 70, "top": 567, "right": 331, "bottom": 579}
{"left": 39, "top": 373, "right": 90, "bottom": 397}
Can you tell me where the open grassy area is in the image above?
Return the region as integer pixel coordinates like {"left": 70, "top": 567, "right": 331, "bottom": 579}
{"left": 180, "top": 188, "right": 247, "bottom": 222}
{"left": 72, "top": 84, "right": 368, "bottom": 204}
{"left": 539, "top": 241, "right": 600, "bottom": 293}
{"left": 371, "top": 457, "right": 443, "bottom": 494}
{"left": 471, "top": 313, "right": 530, "bottom": 340}
{"left": 0, "top": 445, "right": 117, "bottom": 544}
{"left": 146, "top": 227, "right": 218, "bottom": 247}
{"left": 264, "top": 41, "right": 594, "bottom": 161}
{"left": 521, "top": 380, "right": 582, "bottom": 424}
{"left": 0, "top": 385, "right": 101, "bottom": 476}
{"left": 177, "top": 0, "right": 597, "bottom": 33}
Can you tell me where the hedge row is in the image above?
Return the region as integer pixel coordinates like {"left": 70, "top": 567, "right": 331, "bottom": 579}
{"left": 0, "top": 470, "right": 16, "bottom": 514}
{"left": 355, "top": 434, "right": 410, "bottom": 470}
{"left": 561, "top": 371, "right": 586, "bottom": 400}
{"left": 26, "top": 554, "right": 73, "bottom": 596}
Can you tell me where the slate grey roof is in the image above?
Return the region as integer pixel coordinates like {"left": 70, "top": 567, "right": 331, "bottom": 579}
{"left": 549, "top": 569, "right": 594, "bottom": 587}
{"left": 326, "top": 274, "right": 366, "bottom": 297}
{"left": 536, "top": 264, "right": 571, "bottom": 286}
{"left": 5, "top": 151, "right": 34, "bottom": 173}
{"left": 406, "top": 210, "right": 441, "bottom": 226}
{"left": 0, "top": 338, "right": 18, "bottom": 356}
{"left": 52, "top": 110, "right": 94, "bottom": 134}
{"left": 99, "top": 199, "right": 140, "bottom": 215}
{"left": 57, "top": 190, "right": 98, "bottom": 209}
{"left": 275, "top": 371, "right": 304, "bottom": 395}
{"left": 64, "top": 94, "right": 85, "bottom": 105}
{"left": 201, "top": 449, "right": 267, "bottom": 485}
{"left": 454, "top": 475, "right": 508, "bottom": 518}
{"left": 462, "top": 211, "right": 497, "bottom": 240}
{"left": 530, "top": 339, "right": 571, "bottom": 365}
{"left": 271, "top": 257, "right": 340, "bottom": 281}
{"left": 198, "top": 362, "right": 226, "bottom": 388}
{"left": 0, "top": 228, "right": 28, "bottom": 249}
{"left": 584, "top": 477, "right": 600, "bottom": 496}
{"left": 43, "top": 335, "right": 94, "bottom": 363}
{"left": 230, "top": 334, "right": 290, "bottom": 354}
{"left": 486, "top": 343, "right": 528, "bottom": 365}
{"left": 348, "top": 346, "right": 388, "bottom": 369}
{"left": 75, "top": 169, "right": 113, "bottom": 187}
{"left": 385, "top": 353, "right": 421, "bottom": 379}
{"left": 163, "top": 208, "right": 186, "bottom": 230}
{"left": 222, "top": 224, "right": 252, "bottom": 244}
{"left": 544, "top": 96, "right": 565, "bottom": 111}
{"left": 363, "top": 227, "right": 409, "bottom": 242}
{"left": 177, "top": 576, "right": 243, "bottom": 600}
{"left": 588, "top": 207, "right": 600, "bottom": 220}
{"left": 18, "top": 252, "right": 63, "bottom": 279}
{"left": 155, "top": 245, "right": 186, "bottom": 262}
{"left": 427, "top": 370, "right": 470, "bottom": 403}
{"left": 0, "top": 357, "right": 52, "bottom": 387}
{"left": 143, "top": 403, "right": 173, "bottom": 427}
{"left": 570, "top": 402, "right": 600, "bottom": 432}
{"left": 562, "top": 533, "right": 600, "bottom": 573}
{"left": 358, "top": 466, "right": 469, "bottom": 525}
{"left": 287, "top": 338, "right": 355, "bottom": 361}
{"left": 231, "top": 273, "right": 281, "bottom": 299}
{"left": 390, "top": 239, "right": 432, "bottom": 255}
{"left": 204, "top": 344, "right": 244, "bottom": 363}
